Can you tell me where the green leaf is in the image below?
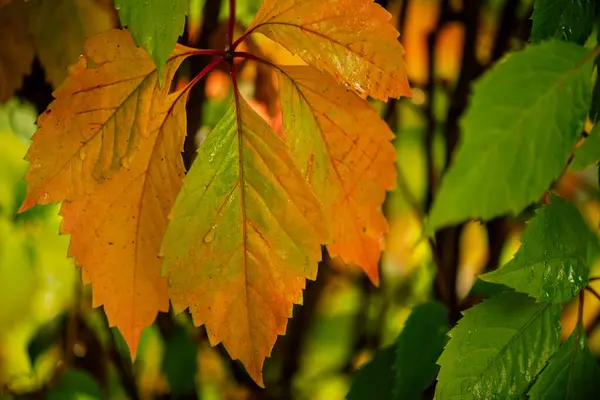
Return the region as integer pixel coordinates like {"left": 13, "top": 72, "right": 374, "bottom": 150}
{"left": 531, "top": 0, "right": 595, "bottom": 44}
{"left": 47, "top": 369, "right": 102, "bottom": 400}
{"left": 347, "top": 346, "right": 395, "bottom": 400}
{"left": 480, "top": 195, "right": 599, "bottom": 303}
{"left": 427, "top": 40, "right": 593, "bottom": 234}
{"left": 394, "top": 301, "right": 448, "bottom": 400}
{"left": 529, "top": 324, "right": 600, "bottom": 399}
{"left": 163, "top": 323, "right": 198, "bottom": 395}
{"left": 435, "top": 292, "right": 561, "bottom": 399}
{"left": 570, "top": 124, "right": 600, "bottom": 170}
{"left": 115, "top": 0, "right": 187, "bottom": 74}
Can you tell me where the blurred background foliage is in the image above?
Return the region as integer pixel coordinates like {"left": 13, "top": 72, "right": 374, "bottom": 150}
{"left": 1, "top": 0, "right": 600, "bottom": 399}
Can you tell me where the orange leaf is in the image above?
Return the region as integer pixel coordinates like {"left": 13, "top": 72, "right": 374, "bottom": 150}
{"left": 245, "top": 0, "right": 411, "bottom": 101}
{"left": 20, "top": 29, "right": 194, "bottom": 355}
{"left": 277, "top": 66, "right": 396, "bottom": 284}
{"left": 0, "top": 0, "right": 34, "bottom": 102}
{"left": 161, "top": 90, "right": 328, "bottom": 386}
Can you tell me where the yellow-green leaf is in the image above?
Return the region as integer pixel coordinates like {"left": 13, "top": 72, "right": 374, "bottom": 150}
{"left": 161, "top": 93, "right": 328, "bottom": 387}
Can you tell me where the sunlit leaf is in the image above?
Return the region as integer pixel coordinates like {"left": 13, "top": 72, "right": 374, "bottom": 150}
{"left": 115, "top": 0, "right": 188, "bottom": 74}
{"left": 277, "top": 65, "right": 396, "bottom": 283}
{"left": 480, "top": 195, "right": 599, "bottom": 303}
{"left": 161, "top": 93, "right": 328, "bottom": 386}
{"left": 19, "top": 29, "right": 194, "bottom": 356}
{"left": 435, "top": 292, "right": 561, "bottom": 399}
{"left": 427, "top": 40, "right": 593, "bottom": 233}
{"left": 246, "top": 0, "right": 410, "bottom": 101}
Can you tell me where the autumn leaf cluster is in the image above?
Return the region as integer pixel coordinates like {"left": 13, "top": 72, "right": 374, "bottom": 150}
{"left": 11, "top": 0, "right": 410, "bottom": 385}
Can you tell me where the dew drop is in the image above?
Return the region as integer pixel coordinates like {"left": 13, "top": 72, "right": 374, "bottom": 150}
{"left": 204, "top": 225, "right": 216, "bottom": 243}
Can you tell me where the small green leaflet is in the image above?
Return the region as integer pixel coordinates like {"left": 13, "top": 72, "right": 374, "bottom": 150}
{"left": 529, "top": 324, "right": 600, "bottom": 399}
{"left": 570, "top": 124, "right": 600, "bottom": 171}
{"left": 531, "top": 0, "right": 595, "bottom": 44}
{"left": 426, "top": 40, "right": 593, "bottom": 234}
{"left": 115, "top": 0, "right": 187, "bottom": 74}
{"left": 480, "top": 195, "right": 599, "bottom": 303}
{"left": 435, "top": 292, "right": 561, "bottom": 399}
{"left": 346, "top": 346, "right": 395, "bottom": 400}
{"left": 394, "top": 301, "right": 448, "bottom": 400}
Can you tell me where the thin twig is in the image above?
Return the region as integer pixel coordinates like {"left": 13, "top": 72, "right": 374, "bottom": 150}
{"left": 586, "top": 286, "right": 600, "bottom": 303}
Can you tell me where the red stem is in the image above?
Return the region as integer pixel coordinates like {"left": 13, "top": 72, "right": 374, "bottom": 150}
{"left": 229, "top": 0, "right": 236, "bottom": 48}
{"left": 190, "top": 49, "right": 227, "bottom": 57}
{"left": 181, "top": 57, "right": 226, "bottom": 96}
{"left": 233, "top": 51, "right": 277, "bottom": 69}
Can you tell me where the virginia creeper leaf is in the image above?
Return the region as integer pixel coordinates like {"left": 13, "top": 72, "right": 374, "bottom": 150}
{"left": 276, "top": 66, "right": 396, "bottom": 283}
{"left": 161, "top": 94, "right": 328, "bottom": 387}
{"left": 531, "top": 0, "right": 595, "bottom": 45}
{"left": 480, "top": 195, "right": 599, "bottom": 303}
{"left": 246, "top": 0, "right": 411, "bottom": 101}
{"left": 19, "top": 29, "right": 194, "bottom": 356}
{"left": 394, "top": 301, "right": 448, "bottom": 400}
{"left": 115, "top": 0, "right": 188, "bottom": 74}
{"left": 435, "top": 292, "right": 561, "bottom": 399}
{"left": 570, "top": 124, "right": 600, "bottom": 170}
{"left": 427, "top": 40, "right": 593, "bottom": 233}
{"left": 346, "top": 346, "right": 395, "bottom": 400}
{"left": 528, "top": 324, "right": 600, "bottom": 399}
{"left": 26, "top": 0, "right": 117, "bottom": 87}
{"left": 0, "top": 0, "right": 34, "bottom": 102}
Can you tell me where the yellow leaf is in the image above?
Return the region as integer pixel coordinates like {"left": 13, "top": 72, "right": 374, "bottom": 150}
{"left": 245, "top": 0, "right": 411, "bottom": 101}
{"left": 161, "top": 92, "right": 328, "bottom": 386}
{"left": 0, "top": 0, "right": 34, "bottom": 102}
{"left": 20, "top": 29, "right": 194, "bottom": 356}
{"left": 277, "top": 66, "right": 396, "bottom": 284}
{"left": 26, "top": 0, "right": 117, "bottom": 87}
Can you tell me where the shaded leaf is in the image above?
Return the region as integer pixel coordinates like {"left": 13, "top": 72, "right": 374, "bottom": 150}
{"left": 531, "top": 0, "right": 595, "bottom": 45}
{"left": 276, "top": 65, "right": 396, "bottom": 283}
{"left": 0, "top": 0, "right": 34, "bottom": 102}
{"left": 161, "top": 93, "right": 328, "bottom": 386}
{"left": 26, "top": 0, "right": 117, "bottom": 87}
{"left": 394, "top": 301, "right": 448, "bottom": 400}
{"left": 47, "top": 369, "right": 102, "bottom": 400}
{"left": 570, "top": 124, "right": 600, "bottom": 170}
{"left": 427, "top": 40, "right": 593, "bottom": 233}
{"left": 20, "top": 30, "right": 194, "bottom": 357}
{"left": 115, "top": 0, "right": 188, "bottom": 74}
{"left": 162, "top": 323, "right": 198, "bottom": 396}
{"left": 480, "top": 195, "right": 599, "bottom": 303}
{"left": 529, "top": 324, "right": 600, "bottom": 399}
{"left": 435, "top": 292, "right": 561, "bottom": 399}
{"left": 246, "top": 0, "right": 410, "bottom": 101}
{"left": 347, "top": 346, "right": 395, "bottom": 400}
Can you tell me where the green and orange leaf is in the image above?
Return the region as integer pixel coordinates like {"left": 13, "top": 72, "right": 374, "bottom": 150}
{"left": 161, "top": 88, "right": 328, "bottom": 386}
{"left": 20, "top": 29, "right": 194, "bottom": 355}
{"left": 276, "top": 65, "right": 396, "bottom": 284}
{"left": 245, "top": 0, "right": 411, "bottom": 101}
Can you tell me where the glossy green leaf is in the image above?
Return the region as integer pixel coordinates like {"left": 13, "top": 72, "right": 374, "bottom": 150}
{"left": 570, "top": 124, "right": 600, "bottom": 170}
{"left": 435, "top": 292, "right": 561, "bottom": 399}
{"left": 480, "top": 195, "right": 599, "bottom": 303}
{"left": 427, "top": 40, "right": 593, "bottom": 233}
{"left": 394, "top": 301, "right": 448, "bottom": 400}
{"left": 347, "top": 346, "right": 395, "bottom": 400}
{"left": 531, "top": 0, "right": 595, "bottom": 45}
{"left": 529, "top": 324, "right": 600, "bottom": 399}
{"left": 115, "top": 0, "right": 187, "bottom": 74}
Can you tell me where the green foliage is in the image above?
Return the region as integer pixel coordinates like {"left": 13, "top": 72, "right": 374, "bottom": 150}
{"left": 530, "top": 0, "right": 595, "bottom": 44}
{"left": 427, "top": 40, "right": 594, "bottom": 233}
{"left": 346, "top": 346, "right": 395, "bottom": 400}
{"left": 393, "top": 301, "right": 448, "bottom": 400}
{"left": 115, "top": 0, "right": 188, "bottom": 74}
{"left": 47, "top": 369, "right": 101, "bottom": 400}
{"left": 571, "top": 124, "right": 600, "bottom": 170}
{"left": 435, "top": 292, "right": 561, "bottom": 399}
{"left": 162, "top": 323, "right": 198, "bottom": 395}
{"left": 529, "top": 324, "right": 600, "bottom": 399}
{"left": 480, "top": 195, "right": 599, "bottom": 303}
